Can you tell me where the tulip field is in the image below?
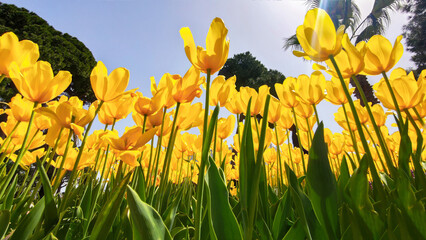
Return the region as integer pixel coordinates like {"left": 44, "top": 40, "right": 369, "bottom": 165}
{"left": 0, "top": 8, "right": 425, "bottom": 240}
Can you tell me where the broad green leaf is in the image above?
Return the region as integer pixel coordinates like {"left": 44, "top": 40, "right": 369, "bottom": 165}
{"left": 348, "top": 155, "right": 384, "bottom": 240}
{"left": 206, "top": 156, "right": 242, "bottom": 240}
{"left": 337, "top": 156, "right": 350, "bottom": 205}
{"left": 0, "top": 210, "right": 10, "bottom": 239}
{"left": 395, "top": 168, "right": 426, "bottom": 239}
{"left": 135, "top": 166, "right": 147, "bottom": 201}
{"left": 255, "top": 216, "right": 273, "bottom": 240}
{"left": 89, "top": 173, "right": 131, "bottom": 240}
{"left": 306, "top": 122, "right": 338, "bottom": 240}
{"left": 126, "top": 185, "right": 172, "bottom": 240}
{"left": 272, "top": 190, "right": 291, "bottom": 240}
{"left": 283, "top": 218, "right": 305, "bottom": 240}
{"left": 36, "top": 158, "right": 59, "bottom": 231}
{"left": 10, "top": 197, "right": 45, "bottom": 240}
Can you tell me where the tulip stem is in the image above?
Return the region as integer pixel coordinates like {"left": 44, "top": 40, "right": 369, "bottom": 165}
{"left": 59, "top": 100, "right": 104, "bottom": 213}
{"left": 312, "top": 104, "right": 320, "bottom": 127}
{"left": 412, "top": 107, "right": 425, "bottom": 126}
{"left": 329, "top": 55, "right": 384, "bottom": 198}
{"left": 291, "top": 107, "right": 306, "bottom": 175}
{"left": 0, "top": 102, "right": 38, "bottom": 200}
{"left": 381, "top": 71, "right": 404, "bottom": 124}
{"left": 350, "top": 75, "right": 397, "bottom": 176}
{"left": 274, "top": 123, "right": 284, "bottom": 192}
{"left": 195, "top": 68, "right": 211, "bottom": 240}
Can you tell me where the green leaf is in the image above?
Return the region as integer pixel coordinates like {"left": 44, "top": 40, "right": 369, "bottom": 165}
{"left": 398, "top": 120, "right": 411, "bottom": 176}
{"left": 282, "top": 218, "right": 305, "bottom": 240}
{"left": 80, "top": 180, "right": 92, "bottom": 232}
{"left": 306, "top": 122, "right": 338, "bottom": 240}
{"left": 135, "top": 166, "right": 147, "bottom": 202}
{"left": 348, "top": 155, "right": 384, "bottom": 240}
{"left": 272, "top": 190, "right": 291, "bottom": 240}
{"left": 2, "top": 175, "right": 17, "bottom": 211}
{"left": 36, "top": 158, "right": 59, "bottom": 231}
{"left": 0, "top": 210, "right": 10, "bottom": 239}
{"left": 89, "top": 173, "right": 131, "bottom": 240}
{"left": 10, "top": 197, "right": 45, "bottom": 240}
{"left": 395, "top": 168, "right": 426, "bottom": 239}
{"left": 337, "top": 156, "right": 350, "bottom": 205}
{"left": 126, "top": 185, "right": 172, "bottom": 240}
{"left": 206, "top": 156, "right": 242, "bottom": 240}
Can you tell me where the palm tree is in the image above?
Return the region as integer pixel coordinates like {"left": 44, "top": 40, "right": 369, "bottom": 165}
{"left": 284, "top": 0, "right": 403, "bottom": 106}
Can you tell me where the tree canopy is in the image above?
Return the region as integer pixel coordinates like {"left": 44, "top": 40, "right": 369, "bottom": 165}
{"left": 0, "top": 3, "right": 97, "bottom": 104}
{"left": 401, "top": 0, "right": 426, "bottom": 76}
{"left": 218, "top": 51, "right": 285, "bottom": 97}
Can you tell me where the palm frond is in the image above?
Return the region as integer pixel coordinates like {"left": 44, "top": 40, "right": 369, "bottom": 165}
{"left": 283, "top": 34, "right": 302, "bottom": 51}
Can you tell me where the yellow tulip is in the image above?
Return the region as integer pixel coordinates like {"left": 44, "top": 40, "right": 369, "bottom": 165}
{"left": 170, "top": 66, "right": 204, "bottom": 103}
{"left": 217, "top": 115, "right": 236, "bottom": 140}
{"left": 210, "top": 75, "right": 236, "bottom": 107}
{"left": 175, "top": 102, "right": 203, "bottom": 130}
{"left": 271, "top": 125, "right": 288, "bottom": 146}
{"left": 369, "top": 104, "right": 388, "bottom": 127}
{"left": 134, "top": 93, "right": 162, "bottom": 116}
{"left": 294, "top": 71, "right": 326, "bottom": 105}
{"left": 325, "top": 34, "right": 367, "bottom": 78}
{"left": 294, "top": 8, "right": 344, "bottom": 62}
{"left": 151, "top": 75, "right": 176, "bottom": 109}
{"left": 90, "top": 61, "right": 130, "bottom": 102}
{"left": 362, "top": 35, "right": 403, "bottom": 75}
{"left": 268, "top": 97, "right": 282, "bottom": 124}
{"left": 0, "top": 32, "right": 39, "bottom": 76}
{"left": 276, "top": 107, "right": 294, "bottom": 130}
{"left": 180, "top": 18, "right": 229, "bottom": 74}
{"left": 294, "top": 102, "right": 314, "bottom": 119}
{"left": 98, "top": 94, "right": 136, "bottom": 125}
{"left": 275, "top": 77, "right": 299, "bottom": 108}
{"left": 374, "top": 68, "right": 426, "bottom": 111}
{"left": 225, "top": 91, "right": 244, "bottom": 115}
{"left": 9, "top": 61, "right": 71, "bottom": 103}
{"left": 8, "top": 94, "right": 34, "bottom": 122}
{"left": 325, "top": 77, "right": 355, "bottom": 105}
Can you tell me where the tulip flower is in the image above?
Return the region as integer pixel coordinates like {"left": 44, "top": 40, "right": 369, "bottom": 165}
{"left": 275, "top": 77, "right": 299, "bottom": 108}
{"left": 374, "top": 69, "right": 426, "bottom": 111}
{"left": 294, "top": 8, "right": 344, "bottom": 62}
{"left": 169, "top": 66, "right": 204, "bottom": 103}
{"left": 107, "top": 126, "right": 157, "bottom": 167}
{"left": 8, "top": 94, "right": 34, "bottom": 122}
{"left": 90, "top": 61, "right": 130, "bottom": 102}
{"left": 210, "top": 75, "right": 236, "bottom": 107}
{"left": 98, "top": 94, "right": 136, "bottom": 125}
{"left": 325, "top": 34, "right": 367, "bottom": 78}
{"left": 217, "top": 115, "right": 236, "bottom": 140}
{"left": 293, "top": 71, "right": 326, "bottom": 106}
{"left": 9, "top": 61, "right": 71, "bottom": 103}
{"left": 325, "top": 77, "right": 355, "bottom": 105}
{"left": 0, "top": 32, "right": 39, "bottom": 77}
{"left": 362, "top": 35, "right": 403, "bottom": 75}
{"left": 180, "top": 18, "right": 230, "bottom": 74}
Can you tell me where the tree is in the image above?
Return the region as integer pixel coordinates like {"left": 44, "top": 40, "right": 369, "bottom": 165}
{"left": 401, "top": 0, "right": 426, "bottom": 76}
{"left": 218, "top": 51, "right": 285, "bottom": 98}
{"left": 0, "top": 3, "right": 97, "bottom": 104}
{"left": 284, "top": 0, "right": 402, "bottom": 106}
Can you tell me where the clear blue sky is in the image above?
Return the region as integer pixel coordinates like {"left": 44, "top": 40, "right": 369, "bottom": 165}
{"left": 3, "top": 0, "right": 413, "bottom": 135}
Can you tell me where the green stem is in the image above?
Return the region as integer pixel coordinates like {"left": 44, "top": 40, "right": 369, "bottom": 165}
{"left": 291, "top": 107, "right": 306, "bottom": 175}
{"left": 274, "top": 123, "right": 284, "bottom": 192}
{"left": 59, "top": 100, "right": 104, "bottom": 213}
{"left": 195, "top": 68, "right": 211, "bottom": 240}
{"left": 381, "top": 71, "right": 404, "bottom": 123}
{"left": 0, "top": 102, "right": 38, "bottom": 199}
{"left": 351, "top": 75, "right": 397, "bottom": 176}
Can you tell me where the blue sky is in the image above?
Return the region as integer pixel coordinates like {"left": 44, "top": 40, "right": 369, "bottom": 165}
{"left": 3, "top": 0, "right": 413, "bottom": 136}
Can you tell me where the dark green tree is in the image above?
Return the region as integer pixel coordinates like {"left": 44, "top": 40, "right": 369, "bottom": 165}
{"left": 218, "top": 51, "right": 285, "bottom": 98}
{"left": 0, "top": 3, "right": 97, "bottom": 104}
{"left": 401, "top": 0, "right": 426, "bottom": 76}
